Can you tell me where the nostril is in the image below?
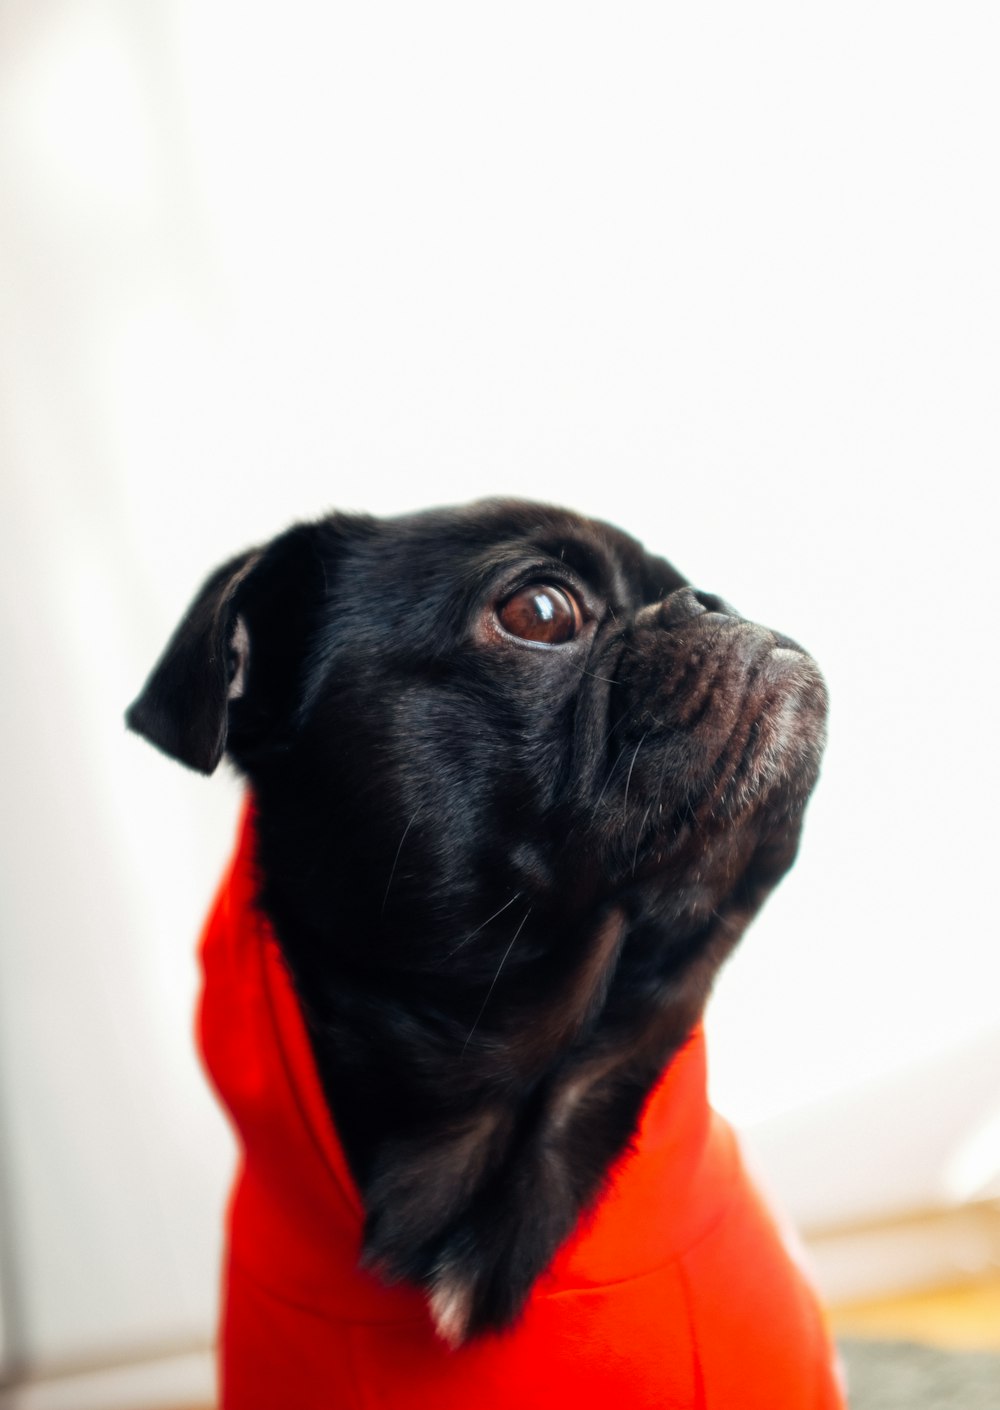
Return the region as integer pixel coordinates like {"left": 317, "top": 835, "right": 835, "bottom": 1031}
{"left": 656, "top": 587, "right": 738, "bottom": 628}
{"left": 691, "top": 590, "right": 736, "bottom": 617}
{"left": 657, "top": 586, "right": 708, "bottom": 627}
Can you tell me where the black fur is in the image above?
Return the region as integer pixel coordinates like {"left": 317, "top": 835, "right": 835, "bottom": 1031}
{"left": 127, "top": 498, "right": 827, "bottom": 1342}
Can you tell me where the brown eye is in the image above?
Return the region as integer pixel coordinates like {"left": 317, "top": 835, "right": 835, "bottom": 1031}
{"left": 497, "top": 584, "right": 583, "bottom": 644}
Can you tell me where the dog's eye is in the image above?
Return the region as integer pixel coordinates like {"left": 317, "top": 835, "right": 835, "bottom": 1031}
{"left": 497, "top": 584, "right": 583, "bottom": 645}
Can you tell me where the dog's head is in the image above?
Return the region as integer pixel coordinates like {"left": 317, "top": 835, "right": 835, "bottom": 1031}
{"left": 128, "top": 498, "right": 827, "bottom": 1340}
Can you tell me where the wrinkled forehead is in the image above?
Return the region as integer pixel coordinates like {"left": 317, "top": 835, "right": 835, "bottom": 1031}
{"left": 358, "top": 499, "right": 686, "bottom": 610}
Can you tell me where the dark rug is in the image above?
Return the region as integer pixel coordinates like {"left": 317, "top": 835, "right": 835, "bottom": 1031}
{"left": 839, "top": 1338, "right": 1000, "bottom": 1409}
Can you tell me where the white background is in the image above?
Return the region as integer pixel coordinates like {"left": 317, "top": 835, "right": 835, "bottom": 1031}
{"left": 1, "top": 0, "right": 997, "bottom": 1378}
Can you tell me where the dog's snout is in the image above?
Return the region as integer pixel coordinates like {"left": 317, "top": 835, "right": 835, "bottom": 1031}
{"left": 691, "top": 589, "right": 736, "bottom": 617}
{"left": 769, "top": 628, "right": 807, "bottom": 654}
{"left": 654, "top": 586, "right": 737, "bottom": 629}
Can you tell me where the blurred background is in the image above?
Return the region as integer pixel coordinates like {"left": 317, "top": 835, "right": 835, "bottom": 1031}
{"left": 1, "top": 2, "right": 997, "bottom": 1406}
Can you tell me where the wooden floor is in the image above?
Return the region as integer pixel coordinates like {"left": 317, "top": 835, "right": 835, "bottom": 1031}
{"left": 829, "top": 1274, "right": 1000, "bottom": 1351}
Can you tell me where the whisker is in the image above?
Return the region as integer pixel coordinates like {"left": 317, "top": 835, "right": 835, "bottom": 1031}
{"left": 710, "top": 907, "right": 739, "bottom": 934}
{"left": 574, "top": 666, "right": 622, "bottom": 685}
{"left": 461, "top": 909, "right": 532, "bottom": 1058}
{"left": 631, "top": 800, "right": 654, "bottom": 876}
{"left": 381, "top": 810, "right": 420, "bottom": 914}
{"left": 603, "top": 703, "right": 637, "bottom": 750}
{"left": 621, "top": 732, "right": 649, "bottom": 822}
{"left": 594, "top": 737, "right": 639, "bottom": 810}
{"left": 442, "top": 892, "right": 523, "bottom": 960}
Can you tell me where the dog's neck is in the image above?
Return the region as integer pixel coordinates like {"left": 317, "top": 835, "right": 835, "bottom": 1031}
{"left": 201, "top": 801, "right": 721, "bottom": 1340}
{"left": 231, "top": 792, "right": 742, "bottom": 1340}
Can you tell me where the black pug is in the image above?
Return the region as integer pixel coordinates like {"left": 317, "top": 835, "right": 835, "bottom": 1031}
{"left": 127, "top": 498, "right": 827, "bottom": 1348}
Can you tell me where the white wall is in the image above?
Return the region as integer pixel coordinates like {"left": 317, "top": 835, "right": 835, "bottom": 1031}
{"left": 1, "top": 0, "right": 997, "bottom": 1375}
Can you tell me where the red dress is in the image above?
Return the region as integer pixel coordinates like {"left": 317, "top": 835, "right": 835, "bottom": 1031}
{"left": 199, "top": 804, "right": 846, "bottom": 1409}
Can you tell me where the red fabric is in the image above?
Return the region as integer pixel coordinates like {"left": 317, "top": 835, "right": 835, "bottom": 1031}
{"left": 199, "top": 802, "right": 846, "bottom": 1409}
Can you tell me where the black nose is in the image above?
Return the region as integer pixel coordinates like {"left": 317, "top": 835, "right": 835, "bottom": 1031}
{"left": 658, "top": 587, "right": 738, "bottom": 627}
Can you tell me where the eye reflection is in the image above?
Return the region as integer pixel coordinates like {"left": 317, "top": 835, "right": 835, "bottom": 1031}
{"left": 497, "top": 584, "right": 582, "bottom": 645}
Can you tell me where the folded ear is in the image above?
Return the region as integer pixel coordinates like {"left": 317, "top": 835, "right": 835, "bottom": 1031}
{"left": 126, "top": 522, "right": 330, "bottom": 774}
{"left": 125, "top": 549, "right": 264, "bottom": 773}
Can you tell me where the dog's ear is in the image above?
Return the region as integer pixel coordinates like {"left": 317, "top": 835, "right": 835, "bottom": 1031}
{"left": 125, "top": 549, "right": 262, "bottom": 773}
{"left": 126, "top": 525, "right": 324, "bottom": 774}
